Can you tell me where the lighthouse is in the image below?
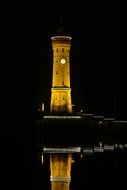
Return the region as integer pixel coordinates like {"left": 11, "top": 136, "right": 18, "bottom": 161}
{"left": 50, "top": 36, "right": 72, "bottom": 113}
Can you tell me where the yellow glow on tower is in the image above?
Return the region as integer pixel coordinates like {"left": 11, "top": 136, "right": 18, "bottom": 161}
{"left": 50, "top": 36, "right": 72, "bottom": 113}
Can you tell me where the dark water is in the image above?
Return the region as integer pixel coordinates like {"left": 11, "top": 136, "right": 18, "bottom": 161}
{"left": 1, "top": 134, "right": 127, "bottom": 189}
{"left": 41, "top": 151, "right": 127, "bottom": 190}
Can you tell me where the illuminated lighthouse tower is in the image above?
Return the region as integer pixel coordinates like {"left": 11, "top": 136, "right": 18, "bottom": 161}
{"left": 50, "top": 36, "right": 72, "bottom": 113}
{"left": 48, "top": 34, "right": 73, "bottom": 190}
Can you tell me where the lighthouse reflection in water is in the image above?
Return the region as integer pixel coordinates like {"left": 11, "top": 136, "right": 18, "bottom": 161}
{"left": 50, "top": 154, "right": 72, "bottom": 190}
{"left": 42, "top": 147, "right": 80, "bottom": 190}
{"left": 42, "top": 146, "right": 127, "bottom": 190}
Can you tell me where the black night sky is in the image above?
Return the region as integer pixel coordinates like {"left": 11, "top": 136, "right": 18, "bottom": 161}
{"left": 1, "top": 1, "right": 127, "bottom": 189}
{"left": 3, "top": 1, "right": 126, "bottom": 120}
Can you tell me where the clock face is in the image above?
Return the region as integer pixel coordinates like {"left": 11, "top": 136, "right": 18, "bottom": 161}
{"left": 60, "top": 57, "right": 66, "bottom": 64}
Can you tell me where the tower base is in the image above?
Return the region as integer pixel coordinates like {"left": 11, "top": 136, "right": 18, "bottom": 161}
{"left": 50, "top": 88, "right": 72, "bottom": 113}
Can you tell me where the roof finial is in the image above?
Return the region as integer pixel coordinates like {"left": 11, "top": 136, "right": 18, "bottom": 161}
{"left": 56, "top": 16, "right": 66, "bottom": 35}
